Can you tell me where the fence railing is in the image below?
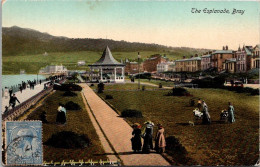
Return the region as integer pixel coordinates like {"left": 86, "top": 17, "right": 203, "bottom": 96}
{"left": 43, "top": 159, "right": 121, "bottom": 166}
{"left": 2, "top": 79, "right": 66, "bottom": 129}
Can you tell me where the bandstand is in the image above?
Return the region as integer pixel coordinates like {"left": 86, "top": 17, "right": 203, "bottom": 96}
{"left": 88, "top": 46, "right": 125, "bottom": 83}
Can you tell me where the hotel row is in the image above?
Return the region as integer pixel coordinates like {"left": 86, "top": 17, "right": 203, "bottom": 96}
{"left": 175, "top": 45, "right": 259, "bottom": 73}
{"left": 124, "top": 45, "right": 259, "bottom": 74}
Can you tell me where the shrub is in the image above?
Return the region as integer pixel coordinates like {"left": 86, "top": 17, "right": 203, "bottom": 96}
{"left": 159, "top": 83, "right": 162, "bottom": 88}
{"left": 142, "top": 85, "right": 146, "bottom": 91}
{"left": 166, "top": 136, "right": 187, "bottom": 155}
{"left": 166, "top": 87, "right": 190, "bottom": 96}
{"left": 135, "top": 73, "right": 151, "bottom": 79}
{"left": 224, "top": 86, "right": 259, "bottom": 95}
{"left": 63, "top": 91, "right": 77, "bottom": 97}
{"left": 105, "top": 95, "right": 113, "bottom": 99}
{"left": 65, "top": 101, "right": 81, "bottom": 110}
{"left": 54, "top": 83, "right": 82, "bottom": 91}
{"left": 192, "top": 76, "right": 225, "bottom": 88}
{"left": 121, "top": 109, "right": 143, "bottom": 118}
{"left": 251, "top": 88, "right": 259, "bottom": 96}
{"left": 97, "top": 83, "right": 104, "bottom": 93}
{"left": 44, "top": 131, "right": 90, "bottom": 149}
{"left": 165, "top": 136, "right": 196, "bottom": 165}
{"left": 242, "top": 87, "right": 254, "bottom": 93}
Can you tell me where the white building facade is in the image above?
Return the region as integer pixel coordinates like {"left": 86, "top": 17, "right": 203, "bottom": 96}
{"left": 39, "top": 65, "right": 68, "bottom": 74}
{"left": 157, "top": 61, "right": 175, "bottom": 73}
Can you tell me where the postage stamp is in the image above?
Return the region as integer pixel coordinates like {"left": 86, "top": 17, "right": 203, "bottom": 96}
{"left": 5, "top": 121, "right": 43, "bottom": 165}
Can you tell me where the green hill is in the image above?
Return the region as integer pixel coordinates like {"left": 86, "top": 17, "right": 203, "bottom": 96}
{"left": 2, "top": 26, "right": 210, "bottom": 74}
{"left": 3, "top": 26, "right": 209, "bottom": 56}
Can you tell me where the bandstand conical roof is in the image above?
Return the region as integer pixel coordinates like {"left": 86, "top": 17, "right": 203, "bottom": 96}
{"left": 89, "top": 46, "right": 125, "bottom": 67}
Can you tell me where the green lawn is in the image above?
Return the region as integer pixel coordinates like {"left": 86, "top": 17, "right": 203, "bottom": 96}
{"left": 26, "top": 90, "right": 107, "bottom": 162}
{"left": 3, "top": 50, "right": 183, "bottom": 74}
{"left": 98, "top": 85, "right": 259, "bottom": 165}
{"left": 126, "top": 78, "right": 175, "bottom": 87}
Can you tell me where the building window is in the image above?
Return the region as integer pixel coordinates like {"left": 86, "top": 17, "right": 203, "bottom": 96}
{"left": 220, "top": 54, "right": 223, "bottom": 59}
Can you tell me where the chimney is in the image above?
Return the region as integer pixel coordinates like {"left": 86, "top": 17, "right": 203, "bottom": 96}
{"left": 183, "top": 56, "right": 186, "bottom": 59}
{"left": 195, "top": 54, "right": 198, "bottom": 57}
{"left": 191, "top": 55, "right": 194, "bottom": 58}
{"left": 223, "top": 46, "right": 225, "bottom": 50}
{"left": 226, "top": 45, "right": 228, "bottom": 50}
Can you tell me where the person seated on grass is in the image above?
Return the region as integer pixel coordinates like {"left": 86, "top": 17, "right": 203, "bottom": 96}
{"left": 220, "top": 110, "right": 228, "bottom": 121}
{"left": 202, "top": 101, "right": 211, "bottom": 125}
{"left": 228, "top": 102, "right": 235, "bottom": 123}
{"left": 193, "top": 108, "right": 203, "bottom": 119}
{"left": 56, "top": 103, "right": 66, "bottom": 124}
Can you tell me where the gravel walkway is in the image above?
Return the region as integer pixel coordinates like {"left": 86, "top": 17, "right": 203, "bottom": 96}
{"left": 80, "top": 83, "right": 170, "bottom": 166}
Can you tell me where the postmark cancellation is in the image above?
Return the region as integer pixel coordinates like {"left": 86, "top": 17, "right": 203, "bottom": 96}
{"left": 5, "top": 121, "right": 43, "bottom": 165}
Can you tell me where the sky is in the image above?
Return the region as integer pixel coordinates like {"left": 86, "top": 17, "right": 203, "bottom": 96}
{"left": 2, "top": 0, "right": 260, "bottom": 50}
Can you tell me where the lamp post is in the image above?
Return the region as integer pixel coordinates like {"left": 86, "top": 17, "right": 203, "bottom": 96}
{"left": 138, "top": 52, "right": 141, "bottom": 90}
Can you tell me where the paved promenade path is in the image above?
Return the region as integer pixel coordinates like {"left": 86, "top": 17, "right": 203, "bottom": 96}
{"left": 80, "top": 83, "right": 170, "bottom": 166}
{"left": 2, "top": 83, "right": 47, "bottom": 113}
{"left": 224, "top": 83, "right": 260, "bottom": 89}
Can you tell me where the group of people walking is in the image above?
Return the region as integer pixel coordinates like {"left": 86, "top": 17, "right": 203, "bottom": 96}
{"left": 197, "top": 99, "right": 235, "bottom": 124}
{"left": 131, "top": 121, "right": 166, "bottom": 154}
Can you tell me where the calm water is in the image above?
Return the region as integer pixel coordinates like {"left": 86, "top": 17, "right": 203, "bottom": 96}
{"left": 2, "top": 74, "right": 47, "bottom": 89}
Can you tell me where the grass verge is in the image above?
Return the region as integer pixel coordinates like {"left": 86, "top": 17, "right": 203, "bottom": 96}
{"left": 98, "top": 84, "right": 259, "bottom": 166}
{"left": 26, "top": 90, "right": 107, "bottom": 161}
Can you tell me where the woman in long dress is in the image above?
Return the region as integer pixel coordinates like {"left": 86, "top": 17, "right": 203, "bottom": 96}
{"left": 202, "top": 101, "right": 211, "bottom": 124}
{"left": 131, "top": 123, "right": 142, "bottom": 152}
{"left": 228, "top": 102, "right": 235, "bottom": 123}
{"left": 154, "top": 124, "right": 166, "bottom": 153}
{"left": 142, "top": 127, "right": 153, "bottom": 154}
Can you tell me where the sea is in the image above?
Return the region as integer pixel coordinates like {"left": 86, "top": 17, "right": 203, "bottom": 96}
{"left": 1, "top": 74, "right": 47, "bottom": 89}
